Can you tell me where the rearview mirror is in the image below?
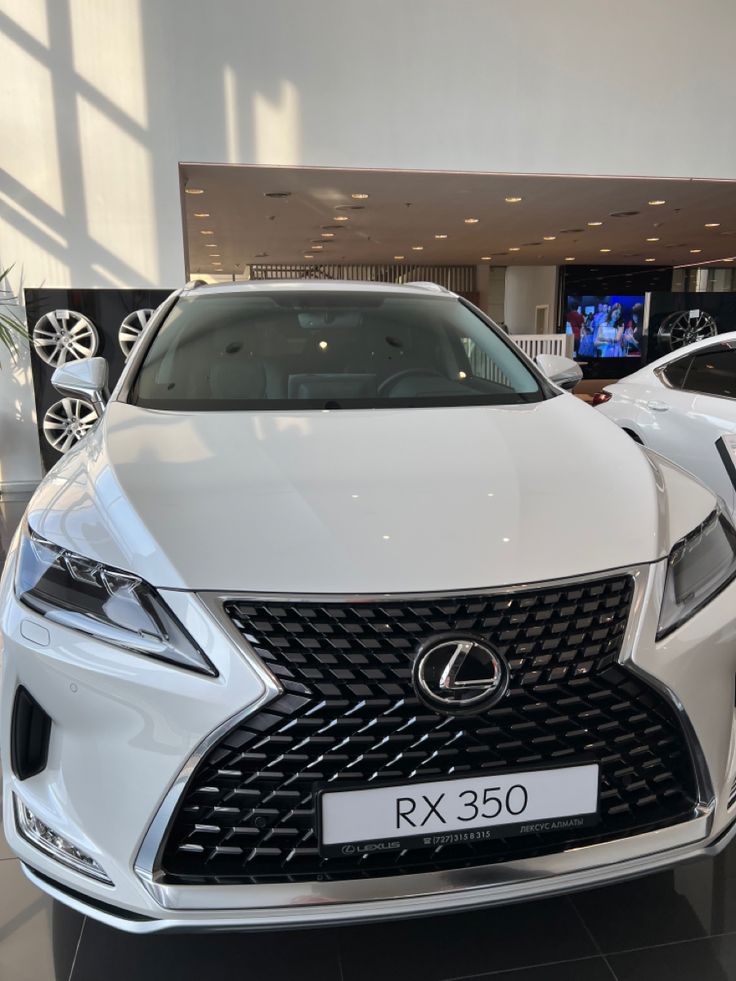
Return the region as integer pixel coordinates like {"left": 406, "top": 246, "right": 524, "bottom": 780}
{"left": 535, "top": 353, "right": 583, "bottom": 392}
{"left": 51, "top": 357, "right": 109, "bottom": 413}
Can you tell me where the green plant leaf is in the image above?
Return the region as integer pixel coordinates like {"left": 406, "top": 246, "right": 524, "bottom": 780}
{"left": 0, "top": 263, "right": 31, "bottom": 369}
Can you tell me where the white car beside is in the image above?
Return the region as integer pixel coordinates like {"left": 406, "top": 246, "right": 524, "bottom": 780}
{"left": 595, "top": 332, "right": 736, "bottom": 516}
{"left": 2, "top": 281, "right": 736, "bottom": 932}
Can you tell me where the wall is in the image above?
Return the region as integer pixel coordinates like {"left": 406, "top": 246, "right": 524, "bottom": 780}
{"left": 2, "top": 0, "right": 736, "bottom": 481}
{"left": 504, "top": 267, "right": 558, "bottom": 335}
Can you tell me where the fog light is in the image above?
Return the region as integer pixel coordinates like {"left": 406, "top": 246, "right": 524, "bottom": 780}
{"left": 14, "top": 796, "right": 112, "bottom": 884}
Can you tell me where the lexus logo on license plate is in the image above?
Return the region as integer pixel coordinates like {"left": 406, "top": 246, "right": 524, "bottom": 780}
{"left": 412, "top": 634, "right": 509, "bottom": 715}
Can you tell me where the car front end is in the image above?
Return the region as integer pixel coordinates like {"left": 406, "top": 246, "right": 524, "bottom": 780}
{"left": 4, "top": 283, "right": 736, "bottom": 932}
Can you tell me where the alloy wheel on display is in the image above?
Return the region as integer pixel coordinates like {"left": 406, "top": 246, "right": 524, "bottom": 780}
{"left": 657, "top": 310, "right": 718, "bottom": 350}
{"left": 118, "top": 308, "right": 154, "bottom": 358}
{"left": 43, "top": 398, "right": 99, "bottom": 454}
{"left": 32, "top": 310, "right": 99, "bottom": 366}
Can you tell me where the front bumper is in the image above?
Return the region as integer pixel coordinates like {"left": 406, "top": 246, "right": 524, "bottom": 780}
{"left": 4, "top": 559, "right": 736, "bottom": 933}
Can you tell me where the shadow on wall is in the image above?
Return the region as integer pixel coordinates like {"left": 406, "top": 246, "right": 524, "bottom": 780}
{"left": 0, "top": 0, "right": 302, "bottom": 485}
{"left": 0, "top": 0, "right": 305, "bottom": 293}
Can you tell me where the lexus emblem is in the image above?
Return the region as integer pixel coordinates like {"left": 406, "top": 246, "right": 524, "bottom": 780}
{"left": 413, "top": 634, "right": 509, "bottom": 716}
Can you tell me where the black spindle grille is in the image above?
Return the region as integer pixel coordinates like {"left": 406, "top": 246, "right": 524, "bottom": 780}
{"left": 160, "top": 575, "right": 699, "bottom": 884}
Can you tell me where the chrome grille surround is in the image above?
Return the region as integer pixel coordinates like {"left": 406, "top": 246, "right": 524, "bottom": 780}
{"left": 148, "top": 567, "right": 708, "bottom": 892}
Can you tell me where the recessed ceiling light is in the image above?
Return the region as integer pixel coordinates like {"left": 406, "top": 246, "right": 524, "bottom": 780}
{"left": 464, "top": 217, "right": 480, "bottom": 224}
{"left": 648, "top": 199, "right": 666, "bottom": 206}
{"left": 434, "top": 233, "right": 448, "bottom": 239}
{"left": 505, "top": 196, "right": 522, "bottom": 203}
{"left": 311, "top": 244, "right": 324, "bottom": 250}
{"left": 480, "top": 256, "right": 492, "bottom": 261}
{"left": 304, "top": 254, "right": 314, "bottom": 259}
{"left": 705, "top": 222, "right": 721, "bottom": 228}
{"left": 645, "top": 257, "right": 656, "bottom": 262}
{"left": 690, "top": 248, "right": 702, "bottom": 253}
{"left": 724, "top": 257, "right": 735, "bottom": 262}
{"left": 321, "top": 232, "right": 335, "bottom": 238}
{"left": 565, "top": 257, "right": 576, "bottom": 261}
{"left": 333, "top": 215, "right": 349, "bottom": 221}
{"left": 587, "top": 221, "right": 603, "bottom": 227}
{"left": 209, "top": 253, "right": 221, "bottom": 257}
{"left": 351, "top": 193, "right": 369, "bottom": 199}
{"left": 509, "top": 246, "right": 521, "bottom": 252}
{"left": 394, "top": 255, "right": 405, "bottom": 260}
{"left": 646, "top": 237, "right": 659, "bottom": 242}
{"left": 185, "top": 187, "right": 204, "bottom": 195}
{"left": 599, "top": 248, "right": 611, "bottom": 253}
{"left": 205, "top": 243, "right": 218, "bottom": 248}
{"left": 193, "top": 212, "right": 210, "bottom": 218}
{"left": 201, "top": 230, "right": 215, "bottom": 236}
{"left": 411, "top": 245, "right": 424, "bottom": 251}
{"left": 543, "top": 235, "right": 556, "bottom": 241}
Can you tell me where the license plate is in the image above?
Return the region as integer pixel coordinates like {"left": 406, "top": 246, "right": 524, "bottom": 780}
{"left": 319, "top": 763, "right": 599, "bottom": 857}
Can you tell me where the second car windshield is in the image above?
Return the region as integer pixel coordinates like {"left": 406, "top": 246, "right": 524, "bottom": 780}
{"left": 129, "top": 289, "right": 545, "bottom": 410}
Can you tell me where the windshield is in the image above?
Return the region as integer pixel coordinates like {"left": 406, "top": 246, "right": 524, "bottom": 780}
{"left": 129, "top": 290, "right": 546, "bottom": 410}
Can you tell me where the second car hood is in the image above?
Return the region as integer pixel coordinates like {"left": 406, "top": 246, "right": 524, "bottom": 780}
{"left": 29, "top": 396, "right": 708, "bottom": 593}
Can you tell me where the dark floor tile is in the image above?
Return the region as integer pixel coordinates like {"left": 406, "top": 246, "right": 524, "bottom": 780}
{"left": 609, "top": 933, "right": 736, "bottom": 981}
{"left": 0, "top": 859, "right": 61, "bottom": 981}
{"left": 571, "top": 857, "right": 736, "bottom": 953}
{"left": 70, "top": 917, "right": 341, "bottom": 981}
{"left": 338, "top": 898, "right": 596, "bottom": 981}
{"left": 449, "top": 957, "right": 613, "bottom": 981}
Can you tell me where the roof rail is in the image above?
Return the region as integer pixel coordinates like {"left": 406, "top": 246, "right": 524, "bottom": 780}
{"left": 404, "top": 281, "right": 454, "bottom": 294}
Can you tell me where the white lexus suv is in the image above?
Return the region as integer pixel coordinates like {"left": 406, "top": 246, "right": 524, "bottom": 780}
{"left": 2, "top": 280, "right": 736, "bottom": 932}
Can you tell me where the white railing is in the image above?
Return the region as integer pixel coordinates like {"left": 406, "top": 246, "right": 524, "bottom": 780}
{"left": 509, "top": 333, "right": 574, "bottom": 360}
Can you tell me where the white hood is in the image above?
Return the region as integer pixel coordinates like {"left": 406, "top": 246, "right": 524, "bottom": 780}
{"left": 28, "top": 396, "right": 716, "bottom": 593}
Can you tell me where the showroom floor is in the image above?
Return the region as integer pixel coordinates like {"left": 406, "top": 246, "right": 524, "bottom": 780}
{"left": 3, "top": 492, "right": 736, "bottom": 981}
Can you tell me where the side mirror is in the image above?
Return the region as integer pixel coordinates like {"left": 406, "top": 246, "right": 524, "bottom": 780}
{"left": 51, "top": 357, "right": 109, "bottom": 413}
{"left": 535, "top": 353, "right": 583, "bottom": 392}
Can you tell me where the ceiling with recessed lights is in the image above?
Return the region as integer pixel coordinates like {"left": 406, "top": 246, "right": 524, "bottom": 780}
{"left": 180, "top": 164, "right": 736, "bottom": 276}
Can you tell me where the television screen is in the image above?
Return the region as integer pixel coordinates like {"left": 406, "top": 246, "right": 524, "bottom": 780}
{"left": 565, "top": 295, "right": 645, "bottom": 360}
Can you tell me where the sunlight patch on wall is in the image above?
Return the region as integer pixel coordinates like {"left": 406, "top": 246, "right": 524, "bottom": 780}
{"left": 253, "top": 80, "right": 301, "bottom": 166}
{"left": 76, "top": 96, "right": 158, "bottom": 283}
{"left": 224, "top": 65, "right": 241, "bottom": 163}
{"left": 70, "top": 0, "right": 148, "bottom": 126}
{"left": 1, "top": 0, "right": 50, "bottom": 47}
{"left": 0, "top": 219, "right": 70, "bottom": 291}
{"left": 0, "top": 191, "right": 67, "bottom": 249}
{"left": 0, "top": 35, "right": 63, "bottom": 212}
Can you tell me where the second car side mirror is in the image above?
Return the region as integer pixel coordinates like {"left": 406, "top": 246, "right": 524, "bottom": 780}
{"left": 51, "top": 357, "right": 110, "bottom": 414}
{"left": 535, "top": 353, "right": 583, "bottom": 392}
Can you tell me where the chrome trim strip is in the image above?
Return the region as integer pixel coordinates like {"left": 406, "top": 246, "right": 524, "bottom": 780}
{"left": 133, "top": 563, "right": 714, "bottom": 914}
{"left": 133, "top": 594, "right": 283, "bottom": 883}
{"left": 40, "top": 813, "right": 723, "bottom": 931}
{"left": 196, "top": 563, "right": 651, "bottom": 605}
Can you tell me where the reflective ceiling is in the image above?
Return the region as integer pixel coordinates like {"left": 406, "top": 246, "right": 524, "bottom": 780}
{"left": 179, "top": 164, "right": 736, "bottom": 276}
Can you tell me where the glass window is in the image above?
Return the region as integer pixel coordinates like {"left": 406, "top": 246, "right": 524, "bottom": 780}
{"left": 129, "top": 291, "right": 546, "bottom": 410}
{"left": 682, "top": 347, "right": 736, "bottom": 398}
{"left": 661, "top": 356, "right": 692, "bottom": 389}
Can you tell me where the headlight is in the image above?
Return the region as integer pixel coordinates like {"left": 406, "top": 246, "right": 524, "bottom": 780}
{"left": 15, "top": 523, "right": 216, "bottom": 675}
{"left": 657, "top": 508, "right": 736, "bottom": 639}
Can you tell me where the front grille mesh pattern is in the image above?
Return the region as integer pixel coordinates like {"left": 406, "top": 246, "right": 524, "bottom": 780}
{"left": 160, "top": 576, "right": 698, "bottom": 884}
